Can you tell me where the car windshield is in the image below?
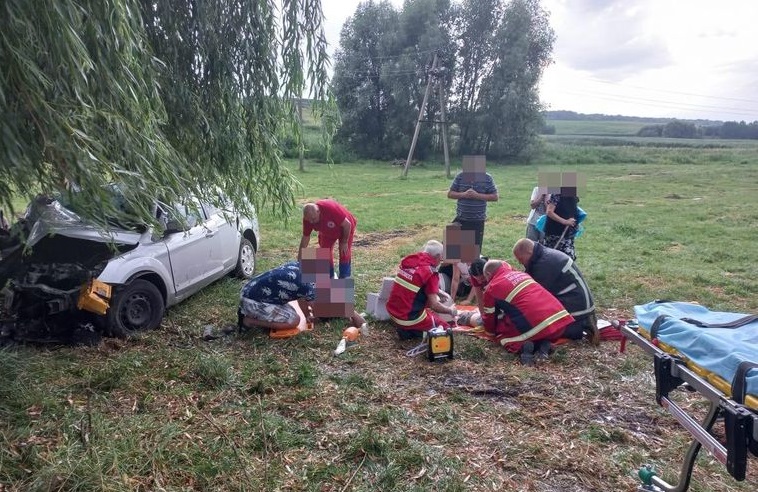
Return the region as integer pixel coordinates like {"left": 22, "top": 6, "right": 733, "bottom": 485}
{"left": 56, "top": 184, "right": 152, "bottom": 232}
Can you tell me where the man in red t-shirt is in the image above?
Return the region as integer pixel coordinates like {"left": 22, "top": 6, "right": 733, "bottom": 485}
{"left": 299, "top": 199, "right": 357, "bottom": 278}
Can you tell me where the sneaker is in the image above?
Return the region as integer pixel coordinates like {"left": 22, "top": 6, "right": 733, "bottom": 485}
{"left": 535, "top": 340, "right": 552, "bottom": 361}
{"left": 397, "top": 328, "right": 424, "bottom": 340}
{"left": 520, "top": 341, "right": 536, "bottom": 366}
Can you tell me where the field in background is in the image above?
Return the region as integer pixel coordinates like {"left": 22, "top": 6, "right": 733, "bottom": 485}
{"left": 2, "top": 135, "right": 757, "bottom": 491}
{"left": 545, "top": 119, "right": 649, "bottom": 136}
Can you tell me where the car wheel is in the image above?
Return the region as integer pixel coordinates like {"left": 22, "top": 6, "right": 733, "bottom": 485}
{"left": 106, "top": 279, "right": 165, "bottom": 337}
{"left": 234, "top": 238, "right": 256, "bottom": 279}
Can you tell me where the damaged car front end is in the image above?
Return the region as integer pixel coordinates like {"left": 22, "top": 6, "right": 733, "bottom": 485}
{"left": 1, "top": 191, "right": 260, "bottom": 345}
{"left": 0, "top": 199, "right": 139, "bottom": 344}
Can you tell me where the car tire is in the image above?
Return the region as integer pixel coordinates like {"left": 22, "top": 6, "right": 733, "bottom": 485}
{"left": 106, "top": 279, "right": 165, "bottom": 337}
{"left": 234, "top": 238, "right": 256, "bottom": 279}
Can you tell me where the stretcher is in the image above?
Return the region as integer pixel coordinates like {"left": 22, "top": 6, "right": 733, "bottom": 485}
{"left": 622, "top": 301, "right": 758, "bottom": 492}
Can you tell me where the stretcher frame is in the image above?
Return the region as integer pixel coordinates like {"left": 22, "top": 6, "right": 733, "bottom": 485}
{"left": 621, "top": 324, "right": 757, "bottom": 492}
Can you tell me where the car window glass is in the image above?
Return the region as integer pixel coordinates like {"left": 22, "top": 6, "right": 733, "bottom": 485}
{"left": 203, "top": 202, "right": 220, "bottom": 217}
{"left": 172, "top": 203, "right": 202, "bottom": 229}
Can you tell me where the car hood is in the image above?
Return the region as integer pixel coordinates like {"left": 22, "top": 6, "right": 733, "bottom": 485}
{"left": 26, "top": 201, "right": 143, "bottom": 247}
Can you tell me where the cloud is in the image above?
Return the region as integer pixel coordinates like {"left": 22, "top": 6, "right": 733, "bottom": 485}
{"left": 547, "top": 0, "right": 672, "bottom": 79}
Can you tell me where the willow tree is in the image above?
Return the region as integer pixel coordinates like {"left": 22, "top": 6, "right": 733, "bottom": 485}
{"left": 0, "top": 0, "right": 330, "bottom": 225}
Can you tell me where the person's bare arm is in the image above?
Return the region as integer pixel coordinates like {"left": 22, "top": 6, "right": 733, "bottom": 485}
{"left": 450, "top": 266, "right": 461, "bottom": 301}
{"left": 546, "top": 202, "right": 576, "bottom": 227}
{"left": 452, "top": 187, "right": 497, "bottom": 202}
{"left": 448, "top": 189, "right": 468, "bottom": 200}
{"left": 474, "top": 286, "right": 485, "bottom": 313}
{"left": 297, "top": 297, "right": 313, "bottom": 324}
{"left": 339, "top": 218, "right": 351, "bottom": 256}
{"left": 428, "top": 293, "right": 456, "bottom": 316}
{"left": 473, "top": 190, "right": 498, "bottom": 202}
{"left": 297, "top": 234, "right": 311, "bottom": 261}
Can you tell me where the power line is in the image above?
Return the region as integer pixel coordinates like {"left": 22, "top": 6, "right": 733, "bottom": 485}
{"left": 553, "top": 89, "right": 758, "bottom": 119}
{"left": 579, "top": 76, "right": 758, "bottom": 105}
{"left": 561, "top": 89, "right": 756, "bottom": 114}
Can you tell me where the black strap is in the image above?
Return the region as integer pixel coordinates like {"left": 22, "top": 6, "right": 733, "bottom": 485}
{"left": 650, "top": 314, "right": 671, "bottom": 339}
{"left": 681, "top": 314, "right": 758, "bottom": 329}
{"left": 731, "top": 361, "right": 758, "bottom": 405}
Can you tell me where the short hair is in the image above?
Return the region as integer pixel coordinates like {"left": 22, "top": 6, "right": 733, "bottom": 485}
{"left": 469, "top": 257, "right": 487, "bottom": 277}
{"left": 423, "top": 239, "right": 444, "bottom": 258}
{"left": 512, "top": 238, "right": 535, "bottom": 259}
{"left": 303, "top": 203, "right": 318, "bottom": 216}
{"left": 483, "top": 260, "right": 504, "bottom": 277}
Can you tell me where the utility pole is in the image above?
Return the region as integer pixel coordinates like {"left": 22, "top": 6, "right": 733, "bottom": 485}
{"left": 402, "top": 53, "right": 438, "bottom": 178}
{"left": 402, "top": 53, "right": 451, "bottom": 178}
{"left": 439, "top": 80, "right": 451, "bottom": 179}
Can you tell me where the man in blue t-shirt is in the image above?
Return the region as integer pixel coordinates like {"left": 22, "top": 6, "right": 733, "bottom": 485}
{"left": 447, "top": 156, "right": 499, "bottom": 253}
{"left": 239, "top": 260, "right": 365, "bottom": 331}
{"left": 239, "top": 261, "right": 316, "bottom": 331}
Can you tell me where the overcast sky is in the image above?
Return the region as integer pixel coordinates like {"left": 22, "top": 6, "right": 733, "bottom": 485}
{"left": 321, "top": 0, "right": 758, "bottom": 122}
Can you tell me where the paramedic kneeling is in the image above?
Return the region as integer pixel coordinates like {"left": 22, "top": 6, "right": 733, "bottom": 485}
{"left": 481, "top": 260, "right": 575, "bottom": 362}
{"left": 512, "top": 238, "right": 598, "bottom": 345}
{"left": 386, "top": 240, "right": 457, "bottom": 339}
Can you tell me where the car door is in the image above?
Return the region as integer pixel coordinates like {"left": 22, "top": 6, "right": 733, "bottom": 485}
{"left": 162, "top": 202, "right": 222, "bottom": 297}
{"left": 202, "top": 202, "right": 240, "bottom": 273}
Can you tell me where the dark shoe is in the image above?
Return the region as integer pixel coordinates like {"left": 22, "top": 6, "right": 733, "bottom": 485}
{"left": 520, "top": 341, "right": 536, "bottom": 366}
{"left": 535, "top": 340, "right": 552, "bottom": 362}
{"left": 585, "top": 313, "right": 600, "bottom": 346}
{"left": 397, "top": 328, "right": 424, "bottom": 340}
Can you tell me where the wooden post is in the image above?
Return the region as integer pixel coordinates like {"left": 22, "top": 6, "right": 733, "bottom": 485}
{"left": 298, "top": 97, "right": 305, "bottom": 172}
{"left": 402, "top": 54, "right": 438, "bottom": 178}
{"left": 439, "top": 82, "right": 451, "bottom": 179}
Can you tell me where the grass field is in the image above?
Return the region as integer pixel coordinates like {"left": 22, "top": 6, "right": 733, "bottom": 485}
{"left": 1, "top": 137, "right": 758, "bottom": 491}
{"left": 545, "top": 119, "right": 651, "bottom": 136}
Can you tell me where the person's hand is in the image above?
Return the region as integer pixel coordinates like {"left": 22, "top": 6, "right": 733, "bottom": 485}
{"left": 438, "top": 291, "right": 452, "bottom": 304}
{"left": 565, "top": 217, "right": 577, "bottom": 227}
{"left": 340, "top": 241, "right": 348, "bottom": 256}
{"left": 464, "top": 188, "right": 478, "bottom": 198}
{"left": 449, "top": 306, "right": 458, "bottom": 317}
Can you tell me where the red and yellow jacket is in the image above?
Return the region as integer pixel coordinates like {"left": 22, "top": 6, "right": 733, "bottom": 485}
{"left": 482, "top": 263, "right": 574, "bottom": 352}
{"left": 386, "top": 252, "right": 440, "bottom": 326}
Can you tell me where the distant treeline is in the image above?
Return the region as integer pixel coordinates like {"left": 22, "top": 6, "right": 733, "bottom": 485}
{"left": 544, "top": 111, "right": 758, "bottom": 140}
{"left": 637, "top": 120, "right": 758, "bottom": 140}
{"left": 543, "top": 110, "right": 719, "bottom": 126}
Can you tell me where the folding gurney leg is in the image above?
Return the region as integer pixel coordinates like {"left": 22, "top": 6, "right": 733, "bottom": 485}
{"left": 622, "top": 326, "right": 757, "bottom": 492}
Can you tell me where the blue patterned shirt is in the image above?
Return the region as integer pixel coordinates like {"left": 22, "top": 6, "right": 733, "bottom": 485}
{"left": 241, "top": 261, "right": 315, "bottom": 304}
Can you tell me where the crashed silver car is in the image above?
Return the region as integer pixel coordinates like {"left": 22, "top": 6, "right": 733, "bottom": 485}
{"left": 0, "top": 194, "right": 259, "bottom": 344}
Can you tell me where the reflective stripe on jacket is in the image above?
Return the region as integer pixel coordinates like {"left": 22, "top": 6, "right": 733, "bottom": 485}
{"left": 482, "top": 264, "right": 574, "bottom": 347}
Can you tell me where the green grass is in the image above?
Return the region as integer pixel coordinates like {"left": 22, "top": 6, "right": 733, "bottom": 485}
{"left": 2, "top": 135, "right": 758, "bottom": 491}
{"left": 546, "top": 119, "right": 652, "bottom": 136}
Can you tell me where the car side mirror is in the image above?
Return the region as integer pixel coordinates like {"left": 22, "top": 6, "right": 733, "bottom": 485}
{"left": 164, "top": 218, "right": 184, "bottom": 235}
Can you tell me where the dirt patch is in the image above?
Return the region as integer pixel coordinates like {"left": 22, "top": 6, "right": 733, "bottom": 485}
{"left": 437, "top": 373, "right": 521, "bottom": 406}
{"left": 352, "top": 229, "right": 414, "bottom": 248}
{"left": 665, "top": 193, "right": 683, "bottom": 199}
{"left": 607, "top": 173, "right": 646, "bottom": 181}
{"left": 665, "top": 243, "right": 683, "bottom": 253}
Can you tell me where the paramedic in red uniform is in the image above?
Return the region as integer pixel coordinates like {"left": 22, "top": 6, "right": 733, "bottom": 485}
{"left": 299, "top": 199, "right": 356, "bottom": 279}
{"left": 481, "top": 260, "right": 575, "bottom": 364}
{"left": 385, "top": 240, "right": 458, "bottom": 339}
